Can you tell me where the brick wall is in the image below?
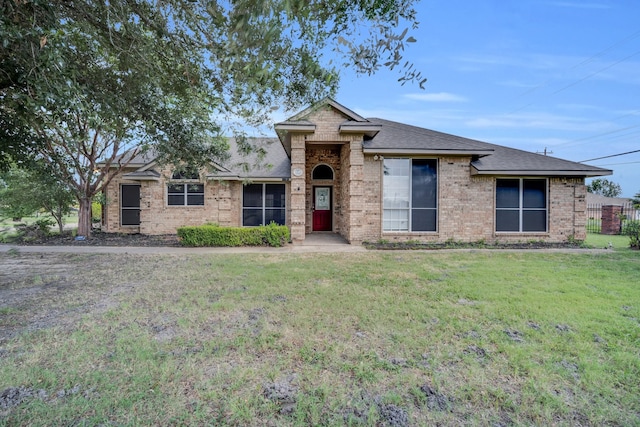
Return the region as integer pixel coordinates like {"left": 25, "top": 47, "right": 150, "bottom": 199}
{"left": 360, "top": 156, "right": 587, "bottom": 243}
{"left": 104, "top": 165, "right": 291, "bottom": 235}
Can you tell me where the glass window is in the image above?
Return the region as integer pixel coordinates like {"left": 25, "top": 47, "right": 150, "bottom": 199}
{"left": 242, "top": 184, "right": 286, "bottom": 226}
{"left": 496, "top": 178, "right": 547, "bottom": 232}
{"left": 167, "top": 182, "right": 204, "bottom": 206}
{"left": 312, "top": 164, "right": 334, "bottom": 180}
{"left": 383, "top": 158, "right": 437, "bottom": 232}
{"left": 121, "top": 185, "right": 140, "bottom": 226}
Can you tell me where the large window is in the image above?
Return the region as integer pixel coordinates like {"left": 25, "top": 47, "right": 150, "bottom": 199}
{"left": 383, "top": 158, "right": 437, "bottom": 232}
{"left": 243, "top": 184, "right": 286, "bottom": 226}
{"left": 496, "top": 178, "right": 547, "bottom": 232}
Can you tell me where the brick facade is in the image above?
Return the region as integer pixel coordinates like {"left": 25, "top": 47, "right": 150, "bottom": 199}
{"left": 103, "top": 165, "right": 289, "bottom": 235}
{"left": 103, "top": 102, "right": 591, "bottom": 243}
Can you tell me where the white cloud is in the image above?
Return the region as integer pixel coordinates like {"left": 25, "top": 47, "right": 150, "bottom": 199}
{"left": 404, "top": 92, "right": 468, "bottom": 102}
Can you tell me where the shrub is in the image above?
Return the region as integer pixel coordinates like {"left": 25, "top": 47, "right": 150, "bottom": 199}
{"left": 622, "top": 220, "right": 640, "bottom": 249}
{"left": 92, "top": 201, "right": 102, "bottom": 223}
{"left": 177, "top": 222, "right": 290, "bottom": 247}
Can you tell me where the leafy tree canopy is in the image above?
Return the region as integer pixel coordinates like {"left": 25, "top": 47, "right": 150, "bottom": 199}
{"left": 586, "top": 179, "right": 622, "bottom": 198}
{"left": 1, "top": 0, "right": 423, "bottom": 166}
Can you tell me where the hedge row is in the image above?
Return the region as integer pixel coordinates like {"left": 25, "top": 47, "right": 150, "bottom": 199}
{"left": 177, "top": 223, "right": 290, "bottom": 247}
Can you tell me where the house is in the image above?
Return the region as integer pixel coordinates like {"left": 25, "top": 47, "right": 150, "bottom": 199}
{"left": 102, "top": 98, "right": 612, "bottom": 244}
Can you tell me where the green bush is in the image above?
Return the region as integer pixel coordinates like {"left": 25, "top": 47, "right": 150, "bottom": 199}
{"left": 92, "top": 201, "right": 102, "bottom": 222}
{"left": 177, "top": 222, "right": 290, "bottom": 247}
{"left": 622, "top": 220, "right": 640, "bottom": 249}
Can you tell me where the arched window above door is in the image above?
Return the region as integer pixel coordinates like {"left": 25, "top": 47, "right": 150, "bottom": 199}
{"left": 312, "top": 164, "right": 334, "bottom": 180}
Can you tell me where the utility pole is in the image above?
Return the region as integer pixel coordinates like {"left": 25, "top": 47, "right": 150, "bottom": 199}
{"left": 537, "top": 147, "right": 553, "bottom": 156}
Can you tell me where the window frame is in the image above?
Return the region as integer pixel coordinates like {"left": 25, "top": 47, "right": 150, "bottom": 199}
{"left": 167, "top": 169, "right": 205, "bottom": 207}
{"left": 382, "top": 158, "right": 438, "bottom": 233}
{"left": 495, "top": 178, "right": 548, "bottom": 233}
{"left": 242, "top": 183, "right": 286, "bottom": 226}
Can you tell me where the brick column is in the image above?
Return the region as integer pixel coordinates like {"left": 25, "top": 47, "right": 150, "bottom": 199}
{"left": 290, "top": 135, "right": 306, "bottom": 244}
{"left": 347, "top": 138, "right": 365, "bottom": 243}
{"left": 601, "top": 205, "right": 622, "bottom": 235}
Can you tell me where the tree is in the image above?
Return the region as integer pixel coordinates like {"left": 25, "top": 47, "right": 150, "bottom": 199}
{"left": 632, "top": 192, "right": 640, "bottom": 209}
{"left": 1, "top": 0, "right": 424, "bottom": 236}
{"left": 0, "top": 165, "right": 75, "bottom": 234}
{"left": 586, "top": 179, "right": 622, "bottom": 198}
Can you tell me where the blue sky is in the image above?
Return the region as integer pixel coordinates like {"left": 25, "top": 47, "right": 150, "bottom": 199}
{"left": 327, "top": 0, "right": 639, "bottom": 197}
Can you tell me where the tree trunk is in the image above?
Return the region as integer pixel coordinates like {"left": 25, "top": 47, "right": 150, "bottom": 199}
{"left": 77, "top": 197, "right": 92, "bottom": 237}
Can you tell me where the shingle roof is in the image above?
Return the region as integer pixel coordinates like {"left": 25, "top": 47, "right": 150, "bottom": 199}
{"left": 112, "top": 137, "right": 290, "bottom": 181}
{"left": 364, "top": 118, "right": 611, "bottom": 177}
{"left": 212, "top": 137, "right": 290, "bottom": 180}
{"left": 470, "top": 143, "right": 611, "bottom": 176}
{"left": 363, "top": 118, "right": 494, "bottom": 155}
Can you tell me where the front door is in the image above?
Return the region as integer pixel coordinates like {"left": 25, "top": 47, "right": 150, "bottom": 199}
{"left": 313, "top": 186, "right": 332, "bottom": 231}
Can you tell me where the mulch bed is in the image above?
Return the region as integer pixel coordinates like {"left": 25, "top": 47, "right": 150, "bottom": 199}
{"left": 13, "top": 231, "right": 181, "bottom": 247}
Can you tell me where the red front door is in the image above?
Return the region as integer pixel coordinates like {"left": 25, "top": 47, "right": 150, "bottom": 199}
{"left": 313, "top": 187, "right": 332, "bottom": 231}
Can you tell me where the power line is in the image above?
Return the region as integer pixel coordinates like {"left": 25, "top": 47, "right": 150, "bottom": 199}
{"left": 593, "top": 160, "right": 640, "bottom": 166}
{"left": 551, "top": 48, "right": 640, "bottom": 95}
{"left": 554, "top": 124, "right": 640, "bottom": 148}
{"left": 579, "top": 149, "right": 640, "bottom": 162}
{"left": 514, "top": 29, "right": 640, "bottom": 100}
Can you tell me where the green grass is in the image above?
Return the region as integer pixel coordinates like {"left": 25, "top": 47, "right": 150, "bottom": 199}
{"left": 0, "top": 251, "right": 639, "bottom": 425}
{"left": 585, "top": 232, "right": 631, "bottom": 250}
{"left": 0, "top": 213, "right": 78, "bottom": 241}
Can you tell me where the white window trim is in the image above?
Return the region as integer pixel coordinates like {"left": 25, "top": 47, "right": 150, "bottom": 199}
{"left": 495, "top": 178, "right": 548, "bottom": 233}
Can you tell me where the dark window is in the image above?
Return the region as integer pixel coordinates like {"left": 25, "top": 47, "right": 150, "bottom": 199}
{"left": 121, "top": 185, "right": 140, "bottom": 226}
{"left": 383, "top": 158, "right": 437, "bottom": 232}
{"left": 242, "top": 184, "right": 286, "bottom": 226}
{"left": 171, "top": 167, "right": 199, "bottom": 180}
{"left": 312, "top": 164, "right": 334, "bottom": 180}
{"left": 496, "top": 178, "right": 547, "bottom": 232}
{"left": 167, "top": 183, "right": 204, "bottom": 206}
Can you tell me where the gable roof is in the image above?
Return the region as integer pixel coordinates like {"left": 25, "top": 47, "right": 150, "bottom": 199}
{"left": 363, "top": 117, "right": 611, "bottom": 177}
{"left": 113, "top": 137, "right": 290, "bottom": 181}
{"left": 275, "top": 97, "right": 381, "bottom": 156}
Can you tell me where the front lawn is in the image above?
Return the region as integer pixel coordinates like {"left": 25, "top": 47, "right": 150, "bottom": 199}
{"left": 0, "top": 250, "right": 638, "bottom": 425}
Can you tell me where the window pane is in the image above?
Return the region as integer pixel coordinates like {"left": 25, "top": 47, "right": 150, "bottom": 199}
{"left": 412, "top": 159, "right": 437, "bottom": 209}
{"left": 383, "top": 159, "right": 410, "bottom": 209}
{"left": 121, "top": 185, "right": 140, "bottom": 208}
{"left": 187, "top": 184, "right": 204, "bottom": 194}
{"left": 496, "top": 210, "right": 519, "bottom": 232}
{"left": 187, "top": 195, "right": 204, "bottom": 206}
{"left": 243, "top": 209, "right": 262, "bottom": 226}
{"left": 265, "top": 184, "right": 286, "bottom": 208}
{"left": 496, "top": 179, "right": 520, "bottom": 208}
{"left": 412, "top": 209, "right": 436, "bottom": 231}
{"left": 383, "top": 209, "right": 409, "bottom": 231}
{"left": 172, "top": 167, "right": 199, "bottom": 180}
{"left": 243, "top": 184, "right": 262, "bottom": 207}
{"left": 168, "top": 195, "right": 184, "bottom": 205}
{"left": 523, "top": 179, "right": 546, "bottom": 208}
{"left": 523, "top": 210, "right": 547, "bottom": 232}
{"left": 121, "top": 209, "right": 140, "bottom": 226}
{"left": 265, "top": 209, "right": 286, "bottom": 225}
{"left": 312, "top": 165, "right": 333, "bottom": 180}
{"left": 168, "top": 184, "right": 184, "bottom": 194}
